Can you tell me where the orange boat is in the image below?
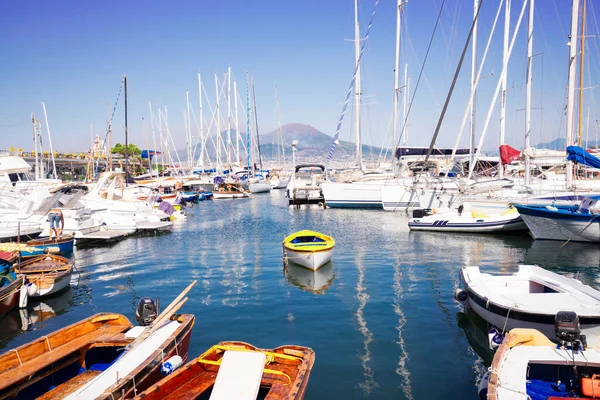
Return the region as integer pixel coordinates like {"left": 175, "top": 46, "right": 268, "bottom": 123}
{"left": 135, "top": 341, "right": 315, "bottom": 400}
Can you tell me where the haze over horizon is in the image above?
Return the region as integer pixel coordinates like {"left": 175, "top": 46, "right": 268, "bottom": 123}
{"left": 0, "top": 0, "right": 592, "bottom": 159}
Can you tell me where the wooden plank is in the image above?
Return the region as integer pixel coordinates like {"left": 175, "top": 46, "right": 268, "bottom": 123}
{"left": 36, "top": 370, "right": 101, "bottom": 400}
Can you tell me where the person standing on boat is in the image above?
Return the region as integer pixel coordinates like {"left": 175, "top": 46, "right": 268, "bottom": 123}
{"left": 48, "top": 208, "right": 64, "bottom": 240}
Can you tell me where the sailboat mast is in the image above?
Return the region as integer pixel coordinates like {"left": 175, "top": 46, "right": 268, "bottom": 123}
{"left": 215, "top": 73, "right": 221, "bottom": 169}
{"left": 198, "top": 73, "right": 205, "bottom": 168}
{"left": 186, "top": 89, "right": 192, "bottom": 168}
{"left": 227, "top": 66, "right": 232, "bottom": 169}
{"left": 234, "top": 80, "right": 240, "bottom": 165}
{"left": 124, "top": 75, "right": 129, "bottom": 184}
{"left": 41, "top": 102, "right": 57, "bottom": 179}
{"left": 354, "top": 0, "right": 362, "bottom": 168}
{"left": 566, "top": 0, "right": 580, "bottom": 188}
{"left": 403, "top": 65, "right": 409, "bottom": 145}
{"left": 470, "top": 0, "right": 478, "bottom": 171}
{"left": 524, "top": 0, "right": 534, "bottom": 185}
{"left": 148, "top": 102, "right": 158, "bottom": 176}
{"left": 32, "top": 114, "right": 39, "bottom": 180}
{"left": 578, "top": 0, "right": 587, "bottom": 147}
{"left": 392, "top": 0, "right": 401, "bottom": 149}
{"left": 499, "top": 0, "right": 510, "bottom": 179}
{"left": 246, "top": 73, "right": 251, "bottom": 173}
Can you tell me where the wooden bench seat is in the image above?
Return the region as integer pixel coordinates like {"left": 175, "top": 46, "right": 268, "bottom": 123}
{"left": 36, "top": 370, "right": 101, "bottom": 400}
{"left": 1, "top": 325, "right": 130, "bottom": 392}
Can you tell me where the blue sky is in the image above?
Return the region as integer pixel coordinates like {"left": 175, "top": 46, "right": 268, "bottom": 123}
{"left": 0, "top": 0, "right": 592, "bottom": 157}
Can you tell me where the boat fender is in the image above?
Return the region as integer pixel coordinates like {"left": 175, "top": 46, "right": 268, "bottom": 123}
{"left": 160, "top": 355, "right": 183, "bottom": 375}
{"left": 453, "top": 288, "right": 468, "bottom": 305}
{"left": 27, "top": 282, "right": 38, "bottom": 297}
{"left": 488, "top": 326, "right": 504, "bottom": 350}
{"left": 19, "top": 284, "right": 28, "bottom": 309}
{"left": 478, "top": 371, "right": 490, "bottom": 400}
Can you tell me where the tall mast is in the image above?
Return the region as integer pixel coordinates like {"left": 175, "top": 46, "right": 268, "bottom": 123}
{"left": 198, "top": 73, "right": 205, "bottom": 168}
{"left": 234, "top": 80, "right": 240, "bottom": 165}
{"left": 107, "top": 102, "right": 112, "bottom": 172}
{"left": 215, "top": 73, "right": 221, "bottom": 169}
{"left": 578, "top": 0, "right": 587, "bottom": 147}
{"left": 354, "top": 0, "right": 362, "bottom": 168}
{"left": 499, "top": 0, "right": 510, "bottom": 179}
{"left": 124, "top": 74, "right": 129, "bottom": 184}
{"left": 392, "top": 0, "right": 401, "bottom": 148}
{"left": 470, "top": 0, "right": 478, "bottom": 170}
{"left": 186, "top": 89, "right": 192, "bottom": 167}
{"left": 566, "top": 0, "right": 580, "bottom": 188}
{"left": 41, "top": 102, "right": 57, "bottom": 179}
{"left": 31, "top": 114, "right": 39, "bottom": 180}
{"left": 246, "top": 73, "right": 251, "bottom": 173}
{"left": 524, "top": 0, "right": 534, "bottom": 184}
{"left": 227, "top": 66, "right": 232, "bottom": 169}
{"left": 148, "top": 102, "right": 158, "bottom": 176}
{"left": 403, "top": 65, "right": 409, "bottom": 145}
{"left": 275, "top": 85, "right": 285, "bottom": 166}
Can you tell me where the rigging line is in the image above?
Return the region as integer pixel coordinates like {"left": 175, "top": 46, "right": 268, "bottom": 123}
{"left": 394, "top": 0, "right": 448, "bottom": 151}
{"left": 326, "top": 0, "right": 380, "bottom": 163}
{"left": 101, "top": 78, "right": 125, "bottom": 152}
{"left": 425, "top": 0, "right": 484, "bottom": 163}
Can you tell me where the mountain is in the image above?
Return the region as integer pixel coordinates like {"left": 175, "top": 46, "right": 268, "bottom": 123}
{"left": 531, "top": 138, "right": 600, "bottom": 151}
{"left": 175, "top": 123, "right": 384, "bottom": 164}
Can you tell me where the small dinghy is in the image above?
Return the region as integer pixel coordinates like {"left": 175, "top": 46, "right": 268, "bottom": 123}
{"left": 134, "top": 341, "right": 315, "bottom": 400}
{"left": 485, "top": 321, "right": 600, "bottom": 400}
{"left": 0, "top": 283, "right": 195, "bottom": 400}
{"left": 408, "top": 207, "right": 527, "bottom": 233}
{"left": 22, "top": 233, "right": 75, "bottom": 258}
{"left": 213, "top": 183, "right": 251, "bottom": 199}
{"left": 283, "top": 230, "right": 334, "bottom": 271}
{"left": 458, "top": 265, "right": 600, "bottom": 349}
{"left": 14, "top": 254, "right": 74, "bottom": 298}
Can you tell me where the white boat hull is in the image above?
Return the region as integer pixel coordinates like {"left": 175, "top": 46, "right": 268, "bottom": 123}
{"left": 248, "top": 182, "right": 271, "bottom": 193}
{"left": 321, "top": 182, "right": 382, "bottom": 209}
{"left": 284, "top": 247, "right": 333, "bottom": 271}
{"left": 29, "top": 269, "right": 72, "bottom": 298}
{"left": 213, "top": 192, "right": 250, "bottom": 199}
{"left": 520, "top": 213, "right": 600, "bottom": 242}
{"left": 409, "top": 213, "right": 527, "bottom": 233}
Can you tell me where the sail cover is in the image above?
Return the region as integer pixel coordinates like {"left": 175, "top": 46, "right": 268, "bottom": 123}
{"left": 566, "top": 146, "right": 600, "bottom": 169}
{"left": 500, "top": 145, "right": 521, "bottom": 165}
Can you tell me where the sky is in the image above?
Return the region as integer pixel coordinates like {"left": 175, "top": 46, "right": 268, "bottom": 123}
{"left": 0, "top": 0, "right": 596, "bottom": 159}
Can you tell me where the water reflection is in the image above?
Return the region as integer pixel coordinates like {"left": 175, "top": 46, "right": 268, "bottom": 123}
{"left": 392, "top": 257, "right": 412, "bottom": 399}
{"left": 456, "top": 309, "right": 495, "bottom": 366}
{"left": 355, "top": 249, "right": 379, "bottom": 395}
{"left": 284, "top": 262, "right": 335, "bottom": 294}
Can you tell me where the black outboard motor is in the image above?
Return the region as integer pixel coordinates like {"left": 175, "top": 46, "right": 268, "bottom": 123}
{"left": 136, "top": 297, "right": 158, "bottom": 326}
{"left": 555, "top": 311, "right": 586, "bottom": 349}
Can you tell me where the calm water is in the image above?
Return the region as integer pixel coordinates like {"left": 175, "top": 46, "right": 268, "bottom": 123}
{"left": 3, "top": 190, "right": 600, "bottom": 399}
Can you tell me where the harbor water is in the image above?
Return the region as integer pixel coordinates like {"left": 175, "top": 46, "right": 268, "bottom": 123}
{"left": 2, "top": 190, "right": 600, "bottom": 399}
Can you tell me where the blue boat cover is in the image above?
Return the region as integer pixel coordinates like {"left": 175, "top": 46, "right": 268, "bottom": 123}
{"left": 566, "top": 146, "right": 600, "bottom": 169}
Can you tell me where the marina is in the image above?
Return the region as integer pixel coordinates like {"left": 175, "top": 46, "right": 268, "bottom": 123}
{"left": 0, "top": 191, "right": 599, "bottom": 398}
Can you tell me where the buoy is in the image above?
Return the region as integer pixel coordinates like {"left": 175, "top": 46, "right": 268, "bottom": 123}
{"left": 19, "top": 284, "right": 28, "bottom": 309}
{"left": 488, "top": 326, "right": 504, "bottom": 350}
{"left": 453, "top": 288, "right": 469, "bottom": 305}
{"left": 27, "top": 282, "right": 38, "bottom": 297}
{"left": 160, "top": 355, "right": 183, "bottom": 375}
{"left": 478, "top": 371, "right": 490, "bottom": 400}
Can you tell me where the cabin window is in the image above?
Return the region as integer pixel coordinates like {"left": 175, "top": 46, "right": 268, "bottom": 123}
{"left": 8, "top": 173, "right": 18, "bottom": 182}
{"left": 529, "top": 281, "right": 559, "bottom": 294}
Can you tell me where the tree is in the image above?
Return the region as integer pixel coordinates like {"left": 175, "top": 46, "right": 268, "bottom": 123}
{"left": 111, "top": 143, "right": 142, "bottom": 157}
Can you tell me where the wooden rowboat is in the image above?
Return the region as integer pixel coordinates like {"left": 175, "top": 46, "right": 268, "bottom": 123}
{"left": 14, "top": 254, "right": 74, "bottom": 298}
{"left": 0, "top": 251, "right": 23, "bottom": 318}
{"left": 0, "top": 312, "right": 195, "bottom": 400}
{"left": 23, "top": 234, "right": 75, "bottom": 258}
{"left": 283, "top": 230, "right": 334, "bottom": 271}
{"left": 135, "top": 341, "right": 315, "bottom": 400}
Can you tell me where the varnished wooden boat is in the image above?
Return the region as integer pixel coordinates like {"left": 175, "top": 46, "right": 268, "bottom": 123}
{"left": 135, "top": 341, "right": 315, "bottom": 400}
{"left": 0, "top": 251, "right": 23, "bottom": 318}
{"left": 0, "top": 312, "right": 194, "bottom": 400}
{"left": 13, "top": 254, "right": 73, "bottom": 298}
{"left": 23, "top": 234, "right": 75, "bottom": 258}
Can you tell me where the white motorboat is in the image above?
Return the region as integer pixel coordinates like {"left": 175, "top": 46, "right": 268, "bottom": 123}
{"left": 408, "top": 207, "right": 527, "bottom": 233}
{"left": 458, "top": 265, "right": 600, "bottom": 348}
{"left": 484, "top": 327, "right": 600, "bottom": 400}
{"left": 0, "top": 221, "right": 42, "bottom": 243}
{"left": 286, "top": 164, "right": 327, "bottom": 206}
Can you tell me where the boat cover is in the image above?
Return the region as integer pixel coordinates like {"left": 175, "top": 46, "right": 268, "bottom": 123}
{"left": 499, "top": 145, "right": 521, "bottom": 165}
{"left": 567, "top": 146, "right": 600, "bottom": 169}
{"left": 158, "top": 201, "right": 175, "bottom": 216}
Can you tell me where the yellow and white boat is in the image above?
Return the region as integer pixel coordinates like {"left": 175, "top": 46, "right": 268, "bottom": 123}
{"left": 283, "top": 230, "right": 334, "bottom": 271}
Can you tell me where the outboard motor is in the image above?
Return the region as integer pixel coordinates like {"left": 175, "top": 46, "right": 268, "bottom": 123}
{"left": 135, "top": 297, "right": 158, "bottom": 326}
{"left": 555, "top": 311, "right": 586, "bottom": 349}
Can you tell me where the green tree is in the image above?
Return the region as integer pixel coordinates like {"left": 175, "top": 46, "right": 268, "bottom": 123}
{"left": 111, "top": 143, "right": 142, "bottom": 157}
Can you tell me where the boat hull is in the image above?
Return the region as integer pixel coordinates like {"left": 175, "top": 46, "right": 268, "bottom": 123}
{"left": 408, "top": 215, "right": 527, "bottom": 233}
{"left": 0, "top": 277, "right": 23, "bottom": 318}
{"left": 212, "top": 192, "right": 250, "bottom": 199}
{"left": 22, "top": 235, "right": 75, "bottom": 258}
{"left": 284, "top": 247, "right": 333, "bottom": 271}
{"left": 322, "top": 182, "right": 383, "bottom": 209}
{"left": 518, "top": 209, "right": 600, "bottom": 242}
